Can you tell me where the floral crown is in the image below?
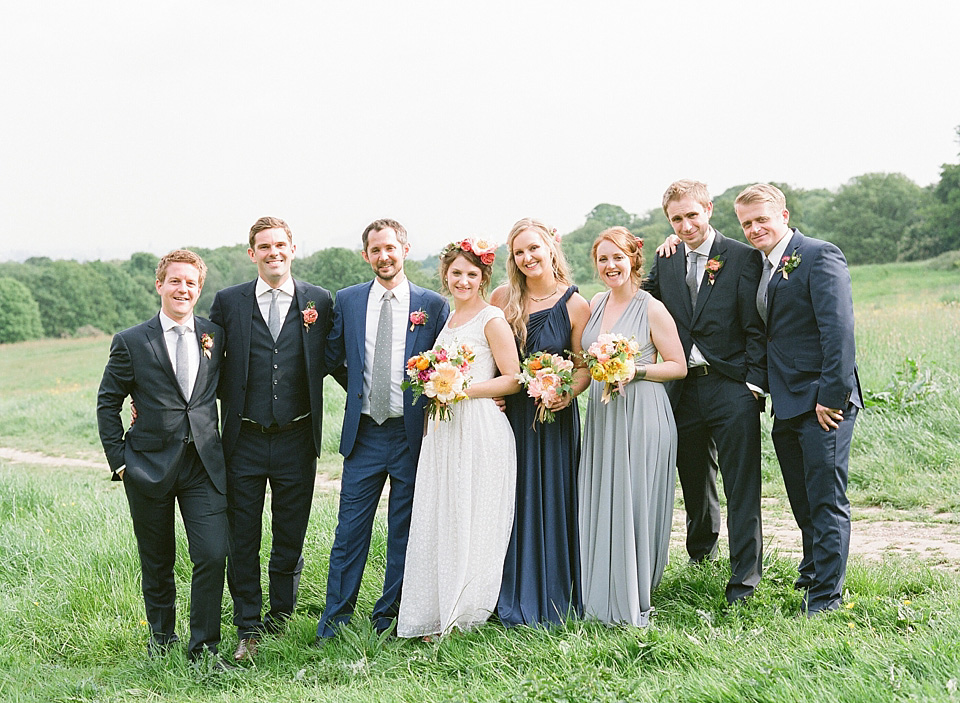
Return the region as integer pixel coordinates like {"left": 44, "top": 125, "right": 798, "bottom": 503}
{"left": 442, "top": 237, "right": 498, "bottom": 266}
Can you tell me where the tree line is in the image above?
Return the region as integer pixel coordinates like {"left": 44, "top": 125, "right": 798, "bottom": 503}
{"left": 2, "top": 130, "right": 959, "bottom": 344}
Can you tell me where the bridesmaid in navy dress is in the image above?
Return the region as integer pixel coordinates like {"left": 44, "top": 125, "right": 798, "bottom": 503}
{"left": 491, "top": 218, "right": 591, "bottom": 627}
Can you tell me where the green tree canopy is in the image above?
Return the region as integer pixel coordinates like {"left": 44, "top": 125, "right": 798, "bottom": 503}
{"left": 0, "top": 277, "right": 44, "bottom": 343}
{"left": 820, "top": 172, "right": 927, "bottom": 264}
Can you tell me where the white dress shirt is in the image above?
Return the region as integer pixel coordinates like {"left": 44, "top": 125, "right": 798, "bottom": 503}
{"left": 361, "top": 278, "right": 410, "bottom": 418}
{"left": 764, "top": 229, "right": 796, "bottom": 275}
{"left": 159, "top": 310, "right": 200, "bottom": 399}
{"left": 255, "top": 276, "right": 296, "bottom": 332}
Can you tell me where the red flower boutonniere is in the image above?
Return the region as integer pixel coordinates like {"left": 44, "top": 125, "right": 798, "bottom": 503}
{"left": 409, "top": 309, "right": 428, "bottom": 332}
{"left": 302, "top": 301, "right": 318, "bottom": 330}
{"left": 200, "top": 333, "right": 214, "bottom": 359}
{"left": 705, "top": 255, "right": 724, "bottom": 284}
{"left": 778, "top": 251, "right": 802, "bottom": 280}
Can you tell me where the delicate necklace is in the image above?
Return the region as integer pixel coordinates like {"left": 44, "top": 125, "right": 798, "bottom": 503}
{"left": 529, "top": 286, "right": 559, "bottom": 302}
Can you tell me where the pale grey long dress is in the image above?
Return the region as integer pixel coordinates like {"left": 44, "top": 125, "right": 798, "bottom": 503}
{"left": 578, "top": 289, "right": 677, "bottom": 627}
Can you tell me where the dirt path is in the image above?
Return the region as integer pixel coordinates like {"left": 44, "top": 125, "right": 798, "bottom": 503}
{"left": 4, "top": 447, "right": 958, "bottom": 568}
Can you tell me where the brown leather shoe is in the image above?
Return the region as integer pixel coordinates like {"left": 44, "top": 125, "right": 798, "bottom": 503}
{"left": 233, "top": 637, "right": 258, "bottom": 662}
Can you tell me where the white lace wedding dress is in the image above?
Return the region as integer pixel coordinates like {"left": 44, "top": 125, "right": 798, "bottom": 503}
{"left": 397, "top": 305, "right": 517, "bottom": 637}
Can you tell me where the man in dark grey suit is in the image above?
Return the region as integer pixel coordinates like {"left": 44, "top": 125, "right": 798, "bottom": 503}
{"left": 644, "top": 180, "right": 767, "bottom": 603}
{"left": 735, "top": 183, "right": 862, "bottom": 615}
{"left": 209, "top": 217, "right": 334, "bottom": 661}
{"left": 97, "top": 249, "right": 229, "bottom": 664}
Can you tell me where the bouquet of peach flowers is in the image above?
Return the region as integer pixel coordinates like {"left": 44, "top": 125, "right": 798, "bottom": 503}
{"left": 402, "top": 343, "right": 475, "bottom": 421}
{"left": 582, "top": 333, "right": 640, "bottom": 404}
{"left": 515, "top": 351, "right": 575, "bottom": 425}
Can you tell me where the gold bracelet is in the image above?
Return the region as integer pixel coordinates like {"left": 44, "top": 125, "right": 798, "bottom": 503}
{"left": 636, "top": 363, "right": 647, "bottom": 380}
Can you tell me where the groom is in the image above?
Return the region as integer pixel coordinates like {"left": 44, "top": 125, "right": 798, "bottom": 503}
{"left": 316, "top": 218, "right": 448, "bottom": 639}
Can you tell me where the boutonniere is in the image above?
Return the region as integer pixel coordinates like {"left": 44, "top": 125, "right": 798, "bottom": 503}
{"left": 409, "top": 309, "right": 428, "bottom": 332}
{"left": 302, "top": 301, "right": 318, "bottom": 330}
{"left": 705, "top": 255, "right": 724, "bottom": 285}
{"left": 200, "top": 333, "right": 214, "bottom": 359}
{"left": 778, "top": 250, "right": 802, "bottom": 280}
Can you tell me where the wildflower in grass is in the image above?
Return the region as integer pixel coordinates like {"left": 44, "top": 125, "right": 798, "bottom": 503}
{"left": 845, "top": 602, "right": 855, "bottom": 609}
{"left": 848, "top": 622, "right": 856, "bottom": 629}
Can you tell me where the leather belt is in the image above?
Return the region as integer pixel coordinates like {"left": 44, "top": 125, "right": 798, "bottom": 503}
{"left": 241, "top": 414, "right": 310, "bottom": 434}
{"left": 687, "top": 365, "right": 711, "bottom": 378}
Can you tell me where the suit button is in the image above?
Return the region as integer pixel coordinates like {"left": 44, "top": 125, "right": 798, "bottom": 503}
{"left": 273, "top": 364, "right": 278, "bottom": 369}
{"left": 357, "top": 393, "right": 362, "bottom": 399}
{"left": 183, "top": 437, "right": 189, "bottom": 444}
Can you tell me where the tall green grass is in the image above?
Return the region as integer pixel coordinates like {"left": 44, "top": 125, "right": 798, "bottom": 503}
{"left": 1, "top": 465, "right": 959, "bottom": 702}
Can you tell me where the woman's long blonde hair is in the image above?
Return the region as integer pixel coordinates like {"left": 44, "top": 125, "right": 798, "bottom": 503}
{"left": 502, "top": 218, "right": 573, "bottom": 352}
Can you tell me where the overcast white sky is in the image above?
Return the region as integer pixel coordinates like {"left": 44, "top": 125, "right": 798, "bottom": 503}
{"left": 3, "top": 1, "right": 959, "bottom": 262}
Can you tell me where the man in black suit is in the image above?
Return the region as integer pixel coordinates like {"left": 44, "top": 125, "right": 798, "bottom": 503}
{"left": 97, "top": 249, "right": 229, "bottom": 664}
{"left": 209, "top": 217, "right": 334, "bottom": 660}
{"left": 644, "top": 180, "right": 767, "bottom": 603}
{"left": 735, "top": 183, "right": 861, "bottom": 615}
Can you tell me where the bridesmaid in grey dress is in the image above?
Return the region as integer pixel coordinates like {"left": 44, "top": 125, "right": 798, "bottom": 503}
{"left": 578, "top": 226, "right": 687, "bottom": 627}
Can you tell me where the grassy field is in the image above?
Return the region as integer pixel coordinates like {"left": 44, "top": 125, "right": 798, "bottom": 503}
{"left": 0, "top": 259, "right": 959, "bottom": 701}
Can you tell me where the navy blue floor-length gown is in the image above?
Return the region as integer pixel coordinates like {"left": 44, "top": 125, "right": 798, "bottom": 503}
{"left": 498, "top": 286, "right": 583, "bottom": 627}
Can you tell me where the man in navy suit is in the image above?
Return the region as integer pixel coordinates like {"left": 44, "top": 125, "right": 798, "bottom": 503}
{"left": 209, "top": 217, "right": 334, "bottom": 661}
{"left": 316, "top": 218, "right": 449, "bottom": 639}
{"left": 735, "top": 183, "right": 862, "bottom": 615}
{"left": 644, "top": 180, "right": 767, "bottom": 603}
{"left": 97, "top": 250, "right": 229, "bottom": 664}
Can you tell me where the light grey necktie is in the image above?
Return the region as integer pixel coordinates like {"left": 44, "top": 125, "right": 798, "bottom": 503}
{"left": 267, "top": 288, "right": 282, "bottom": 341}
{"left": 369, "top": 291, "right": 394, "bottom": 425}
{"left": 173, "top": 325, "right": 190, "bottom": 397}
{"left": 686, "top": 250, "right": 701, "bottom": 309}
{"left": 757, "top": 258, "right": 774, "bottom": 323}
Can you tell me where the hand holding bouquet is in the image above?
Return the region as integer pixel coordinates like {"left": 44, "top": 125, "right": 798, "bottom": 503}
{"left": 515, "top": 351, "right": 575, "bottom": 424}
{"left": 582, "top": 333, "right": 641, "bottom": 404}
{"left": 402, "top": 343, "right": 475, "bottom": 421}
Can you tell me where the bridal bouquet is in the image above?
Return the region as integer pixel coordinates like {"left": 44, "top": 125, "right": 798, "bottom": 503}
{"left": 515, "top": 351, "right": 575, "bottom": 424}
{"left": 403, "top": 342, "right": 475, "bottom": 421}
{"left": 582, "top": 333, "right": 641, "bottom": 404}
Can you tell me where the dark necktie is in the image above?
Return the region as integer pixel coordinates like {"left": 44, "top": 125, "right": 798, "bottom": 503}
{"left": 370, "top": 291, "right": 394, "bottom": 425}
{"left": 173, "top": 325, "right": 190, "bottom": 397}
{"left": 686, "top": 250, "right": 701, "bottom": 309}
{"left": 757, "top": 258, "right": 774, "bottom": 323}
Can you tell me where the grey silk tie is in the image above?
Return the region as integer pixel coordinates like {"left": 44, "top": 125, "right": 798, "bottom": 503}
{"left": 757, "top": 258, "right": 774, "bottom": 323}
{"left": 686, "top": 250, "right": 701, "bottom": 309}
{"left": 369, "top": 292, "right": 394, "bottom": 425}
{"left": 173, "top": 325, "right": 190, "bottom": 397}
{"left": 268, "top": 289, "right": 282, "bottom": 341}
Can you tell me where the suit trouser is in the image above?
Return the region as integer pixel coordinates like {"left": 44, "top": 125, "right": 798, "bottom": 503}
{"left": 772, "top": 403, "right": 858, "bottom": 613}
{"left": 674, "top": 371, "right": 763, "bottom": 602}
{"left": 226, "top": 420, "right": 316, "bottom": 638}
{"left": 317, "top": 415, "right": 416, "bottom": 637}
{"left": 124, "top": 443, "right": 229, "bottom": 658}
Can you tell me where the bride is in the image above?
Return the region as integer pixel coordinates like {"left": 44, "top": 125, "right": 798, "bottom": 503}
{"left": 397, "top": 238, "right": 521, "bottom": 638}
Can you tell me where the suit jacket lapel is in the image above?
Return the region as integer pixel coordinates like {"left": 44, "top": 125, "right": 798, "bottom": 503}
{"left": 237, "top": 280, "right": 257, "bottom": 382}
{"left": 405, "top": 282, "right": 422, "bottom": 361}
{"left": 691, "top": 234, "right": 726, "bottom": 324}
{"left": 192, "top": 319, "right": 213, "bottom": 400}
{"left": 147, "top": 315, "right": 180, "bottom": 390}
{"left": 767, "top": 229, "right": 802, "bottom": 319}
